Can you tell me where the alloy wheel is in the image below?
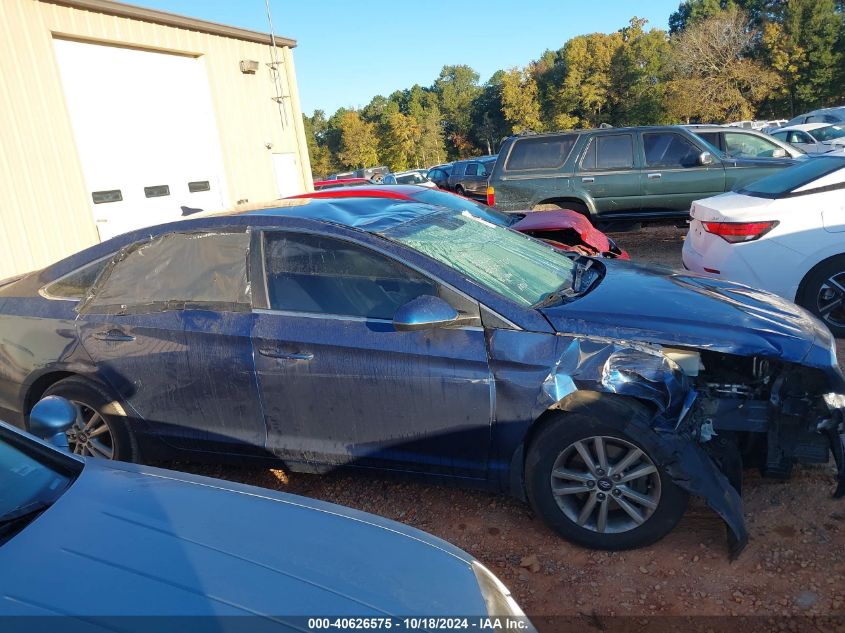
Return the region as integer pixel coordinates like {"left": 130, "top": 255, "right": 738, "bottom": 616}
{"left": 550, "top": 435, "right": 661, "bottom": 534}
{"left": 66, "top": 400, "right": 114, "bottom": 459}
{"left": 816, "top": 272, "right": 845, "bottom": 328}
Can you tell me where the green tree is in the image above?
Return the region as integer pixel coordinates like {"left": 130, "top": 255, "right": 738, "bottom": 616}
{"left": 669, "top": 0, "right": 735, "bottom": 33}
{"left": 761, "top": 0, "right": 843, "bottom": 114}
{"left": 500, "top": 68, "right": 543, "bottom": 133}
{"left": 666, "top": 8, "right": 779, "bottom": 122}
{"left": 433, "top": 65, "right": 482, "bottom": 156}
{"left": 337, "top": 111, "right": 379, "bottom": 168}
{"left": 381, "top": 111, "right": 422, "bottom": 171}
{"left": 554, "top": 31, "right": 623, "bottom": 128}
{"left": 609, "top": 18, "right": 672, "bottom": 125}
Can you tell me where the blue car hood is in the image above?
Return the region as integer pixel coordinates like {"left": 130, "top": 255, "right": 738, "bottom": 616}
{"left": 0, "top": 460, "right": 485, "bottom": 618}
{"left": 540, "top": 261, "right": 836, "bottom": 369}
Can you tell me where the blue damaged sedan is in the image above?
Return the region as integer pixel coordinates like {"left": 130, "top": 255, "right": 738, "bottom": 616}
{"left": 0, "top": 397, "right": 527, "bottom": 619}
{"left": 0, "top": 196, "right": 844, "bottom": 555}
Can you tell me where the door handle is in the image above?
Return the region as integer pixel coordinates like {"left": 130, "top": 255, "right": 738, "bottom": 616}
{"left": 258, "top": 347, "right": 313, "bottom": 361}
{"left": 581, "top": 177, "right": 595, "bottom": 183}
{"left": 93, "top": 329, "right": 135, "bottom": 342}
{"left": 647, "top": 173, "right": 662, "bottom": 179}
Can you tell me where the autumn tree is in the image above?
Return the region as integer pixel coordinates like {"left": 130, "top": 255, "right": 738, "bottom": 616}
{"left": 381, "top": 112, "right": 422, "bottom": 171}
{"left": 499, "top": 68, "right": 543, "bottom": 134}
{"left": 337, "top": 111, "right": 379, "bottom": 169}
{"left": 666, "top": 8, "right": 779, "bottom": 122}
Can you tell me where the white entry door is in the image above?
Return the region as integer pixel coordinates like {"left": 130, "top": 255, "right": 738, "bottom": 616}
{"left": 53, "top": 39, "right": 229, "bottom": 241}
{"left": 272, "top": 153, "right": 302, "bottom": 198}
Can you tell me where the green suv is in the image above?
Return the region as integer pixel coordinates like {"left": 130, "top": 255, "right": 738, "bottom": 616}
{"left": 487, "top": 126, "right": 796, "bottom": 222}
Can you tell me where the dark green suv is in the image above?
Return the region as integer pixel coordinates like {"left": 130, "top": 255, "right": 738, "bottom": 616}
{"left": 487, "top": 126, "right": 796, "bottom": 222}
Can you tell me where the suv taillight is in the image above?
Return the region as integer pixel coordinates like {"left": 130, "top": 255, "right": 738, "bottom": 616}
{"left": 701, "top": 220, "right": 778, "bottom": 243}
{"left": 486, "top": 186, "right": 495, "bottom": 206}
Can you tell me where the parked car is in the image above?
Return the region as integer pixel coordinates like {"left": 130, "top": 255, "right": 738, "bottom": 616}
{"left": 683, "top": 155, "right": 845, "bottom": 336}
{"left": 783, "top": 106, "right": 845, "bottom": 128}
{"left": 0, "top": 397, "right": 527, "bottom": 619}
{"left": 352, "top": 166, "right": 390, "bottom": 182}
{"left": 1, "top": 197, "right": 844, "bottom": 553}
{"left": 383, "top": 170, "right": 437, "bottom": 188}
{"left": 427, "top": 164, "right": 452, "bottom": 189}
{"left": 760, "top": 120, "right": 788, "bottom": 134}
{"left": 685, "top": 125, "right": 803, "bottom": 159}
{"left": 770, "top": 123, "right": 845, "bottom": 154}
{"left": 487, "top": 126, "right": 795, "bottom": 224}
{"left": 446, "top": 156, "right": 498, "bottom": 199}
{"left": 326, "top": 171, "right": 355, "bottom": 180}
{"left": 289, "top": 184, "right": 628, "bottom": 259}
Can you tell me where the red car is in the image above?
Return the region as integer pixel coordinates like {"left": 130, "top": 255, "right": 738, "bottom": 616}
{"left": 291, "top": 185, "right": 629, "bottom": 259}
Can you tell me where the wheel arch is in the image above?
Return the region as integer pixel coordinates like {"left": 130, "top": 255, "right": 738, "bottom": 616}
{"left": 532, "top": 197, "right": 594, "bottom": 215}
{"left": 795, "top": 251, "right": 845, "bottom": 302}
{"left": 507, "top": 391, "right": 655, "bottom": 500}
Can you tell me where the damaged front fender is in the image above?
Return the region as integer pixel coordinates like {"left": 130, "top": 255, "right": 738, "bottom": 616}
{"left": 489, "top": 330, "right": 747, "bottom": 556}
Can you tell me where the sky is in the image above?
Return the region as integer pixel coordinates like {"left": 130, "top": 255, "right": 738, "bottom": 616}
{"left": 134, "top": 0, "right": 682, "bottom": 116}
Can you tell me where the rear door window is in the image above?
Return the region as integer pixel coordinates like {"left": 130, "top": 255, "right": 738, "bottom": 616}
{"left": 80, "top": 231, "right": 251, "bottom": 314}
{"left": 643, "top": 133, "right": 702, "bottom": 168}
{"left": 581, "top": 134, "right": 634, "bottom": 170}
{"left": 505, "top": 135, "right": 578, "bottom": 170}
{"left": 42, "top": 257, "right": 111, "bottom": 300}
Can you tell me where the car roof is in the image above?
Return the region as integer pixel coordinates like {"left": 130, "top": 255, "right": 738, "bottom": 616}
{"left": 505, "top": 125, "right": 697, "bottom": 140}
{"left": 685, "top": 124, "right": 765, "bottom": 133}
{"left": 235, "top": 195, "right": 440, "bottom": 232}
{"left": 777, "top": 123, "right": 830, "bottom": 132}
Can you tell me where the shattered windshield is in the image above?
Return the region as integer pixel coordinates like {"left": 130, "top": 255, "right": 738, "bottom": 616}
{"left": 383, "top": 210, "right": 575, "bottom": 307}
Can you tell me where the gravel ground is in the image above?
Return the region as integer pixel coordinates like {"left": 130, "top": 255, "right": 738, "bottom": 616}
{"left": 180, "top": 223, "right": 845, "bottom": 629}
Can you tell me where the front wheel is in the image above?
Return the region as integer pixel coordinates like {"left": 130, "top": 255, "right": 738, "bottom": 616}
{"left": 525, "top": 411, "right": 688, "bottom": 550}
{"left": 796, "top": 255, "right": 845, "bottom": 337}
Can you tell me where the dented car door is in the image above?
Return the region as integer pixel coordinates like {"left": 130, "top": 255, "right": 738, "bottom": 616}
{"left": 76, "top": 230, "right": 267, "bottom": 453}
{"left": 251, "top": 230, "right": 493, "bottom": 477}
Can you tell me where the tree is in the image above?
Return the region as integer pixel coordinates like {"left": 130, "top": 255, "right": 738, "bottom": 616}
{"left": 669, "top": 0, "right": 735, "bottom": 33}
{"left": 302, "top": 110, "right": 335, "bottom": 178}
{"left": 761, "top": 0, "right": 843, "bottom": 114}
{"left": 337, "top": 111, "right": 379, "bottom": 168}
{"left": 433, "top": 65, "right": 481, "bottom": 156}
{"left": 381, "top": 112, "right": 422, "bottom": 171}
{"left": 666, "top": 8, "right": 779, "bottom": 122}
{"left": 471, "top": 71, "right": 510, "bottom": 153}
{"left": 500, "top": 68, "right": 543, "bottom": 133}
{"left": 554, "top": 32, "right": 623, "bottom": 128}
{"left": 609, "top": 18, "right": 671, "bottom": 125}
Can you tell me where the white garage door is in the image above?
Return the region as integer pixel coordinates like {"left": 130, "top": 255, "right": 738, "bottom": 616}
{"left": 53, "top": 39, "right": 229, "bottom": 241}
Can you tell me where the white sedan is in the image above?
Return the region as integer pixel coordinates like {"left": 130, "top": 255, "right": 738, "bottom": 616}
{"left": 683, "top": 156, "right": 845, "bottom": 335}
{"left": 771, "top": 123, "right": 845, "bottom": 154}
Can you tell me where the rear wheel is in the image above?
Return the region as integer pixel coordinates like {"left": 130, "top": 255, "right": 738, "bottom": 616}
{"left": 455, "top": 185, "right": 466, "bottom": 196}
{"left": 40, "top": 377, "right": 136, "bottom": 461}
{"left": 797, "top": 255, "right": 845, "bottom": 337}
{"left": 525, "top": 408, "right": 688, "bottom": 550}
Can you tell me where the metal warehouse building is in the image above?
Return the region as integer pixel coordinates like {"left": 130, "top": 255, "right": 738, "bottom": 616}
{"left": 1, "top": 0, "right": 312, "bottom": 278}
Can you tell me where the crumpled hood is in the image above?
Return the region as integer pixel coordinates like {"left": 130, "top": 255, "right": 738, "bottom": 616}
{"left": 511, "top": 210, "right": 611, "bottom": 253}
{"left": 540, "top": 260, "right": 835, "bottom": 368}
{"left": 0, "top": 460, "right": 485, "bottom": 617}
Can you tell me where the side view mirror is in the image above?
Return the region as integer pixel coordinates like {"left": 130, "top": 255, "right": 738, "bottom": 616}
{"left": 393, "top": 295, "right": 467, "bottom": 332}
{"left": 29, "top": 396, "right": 76, "bottom": 451}
{"left": 698, "top": 151, "right": 714, "bottom": 166}
{"left": 771, "top": 148, "right": 787, "bottom": 158}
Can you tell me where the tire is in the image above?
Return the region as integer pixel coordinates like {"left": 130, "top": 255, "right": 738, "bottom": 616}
{"left": 796, "top": 255, "right": 845, "bottom": 337}
{"left": 455, "top": 185, "right": 465, "bottom": 196}
{"left": 40, "top": 376, "right": 137, "bottom": 462}
{"left": 525, "top": 407, "right": 688, "bottom": 550}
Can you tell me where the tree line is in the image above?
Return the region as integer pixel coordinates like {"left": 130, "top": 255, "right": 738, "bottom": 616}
{"left": 304, "top": 0, "right": 845, "bottom": 177}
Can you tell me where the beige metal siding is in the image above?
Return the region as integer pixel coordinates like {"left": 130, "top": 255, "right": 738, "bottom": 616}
{"left": 0, "top": 0, "right": 310, "bottom": 279}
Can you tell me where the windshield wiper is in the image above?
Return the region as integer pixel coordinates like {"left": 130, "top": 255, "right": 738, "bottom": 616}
{"left": 0, "top": 501, "right": 51, "bottom": 542}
